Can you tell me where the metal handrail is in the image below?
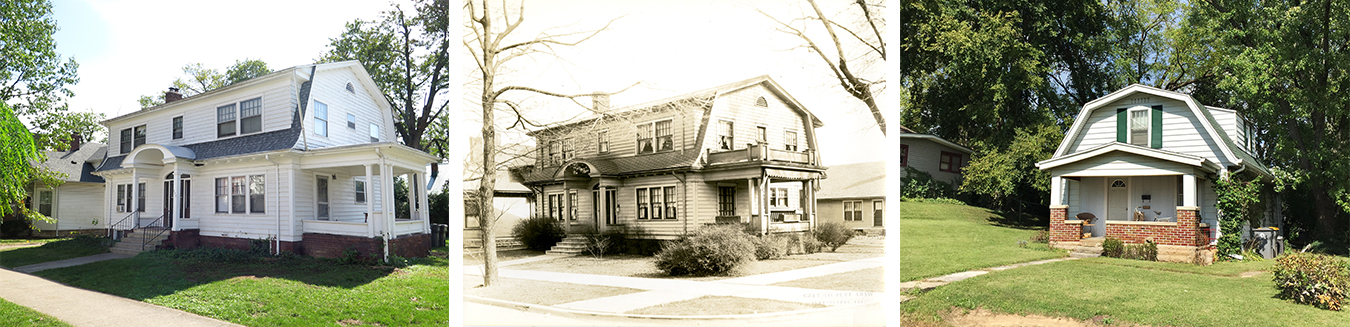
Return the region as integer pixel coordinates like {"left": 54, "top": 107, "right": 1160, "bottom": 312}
{"left": 108, "top": 212, "right": 135, "bottom": 238}
{"left": 141, "top": 215, "right": 167, "bottom": 252}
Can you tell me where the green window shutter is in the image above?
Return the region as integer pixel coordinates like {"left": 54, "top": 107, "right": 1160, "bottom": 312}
{"left": 1116, "top": 108, "right": 1127, "bottom": 143}
{"left": 1150, "top": 105, "right": 1163, "bottom": 148}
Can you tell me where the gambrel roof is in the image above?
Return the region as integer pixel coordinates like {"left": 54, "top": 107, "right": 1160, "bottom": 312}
{"left": 1046, "top": 84, "right": 1270, "bottom": 177}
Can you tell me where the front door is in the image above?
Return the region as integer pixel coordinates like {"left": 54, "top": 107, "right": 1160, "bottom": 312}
{"left": 161, "top": 182, "right": 173, "bottom": 229}
{"left": 873, "top": 200, "right": 883, "bottom": 227}
{"left": 316, "top": 176, "right": 330, "bottom": 220}
{"left": 1105, "top": 178, "right": 1128, "bottom": 236}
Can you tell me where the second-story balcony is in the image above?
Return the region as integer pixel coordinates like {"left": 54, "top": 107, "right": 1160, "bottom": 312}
{"left": 707, "top": 143, "right": 817, "bottom": 166}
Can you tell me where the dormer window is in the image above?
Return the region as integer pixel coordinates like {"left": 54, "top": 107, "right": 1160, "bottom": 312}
{"left": 314, "top": 100, "right": 328, "bottom": 137}
{"left": 1117, "top": 106, "right": 1162, "bottom": 148}
{"left": 636, "top": 119, "right": 673, "bottom": 154}
{"left": 717, "top": 120, "right": 734, "bottom": 150}
{"left": 217, "top": 97, "right": 263, "bottom": 138}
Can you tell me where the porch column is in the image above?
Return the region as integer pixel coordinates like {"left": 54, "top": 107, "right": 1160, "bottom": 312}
{"left": 1182, "top": 174, "right": 1197, "bottom": 207}
{"left": 380, "top": 163, "right": 394, "bottom": 261}
{"left": 746, "top": 178, "right": 757, "bottom": 225}
{"left": 801, "top": 180, "right": 813, "bottom": 227}
{"left": 130, "top": 170, "right": 139, "bottom": 226}
{"left": 172, "top": 163, "right": 182, "bottom": 231}
{"left": 599, "top": 186, "right": 609, "bottom": 230}
{"left": 1049, "top": 176, "right": 1063, "bottom": 206}
{"left": 761, "top": 174, "right": 771, "bottom": 235}
{"left": 365, "top": 164, "right": 374, "bottom": 238}
{"left": 416, "top": 172, "right": 430, "bottom": 234}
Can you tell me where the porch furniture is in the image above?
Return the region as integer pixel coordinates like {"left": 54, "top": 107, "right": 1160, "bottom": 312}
{"left": 1075, "top": 212, "right": 1097, "bottom": 238}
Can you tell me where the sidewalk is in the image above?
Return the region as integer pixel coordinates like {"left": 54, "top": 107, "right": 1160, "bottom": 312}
{"left": 0, "top": 263, "right": 241, "bottom": 326}
{"left": 13, "top": 253, "right": 132, "bottom": 273}
{"left": 465, "top": 257, "right": 884, "bottom": 314}
{"left": 897, "top": 257, "right": 1076, "bottom": 296}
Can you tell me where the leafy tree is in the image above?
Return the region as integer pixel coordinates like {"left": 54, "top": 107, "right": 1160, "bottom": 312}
{"left": 1187, "top": 0, "right": 1350, "bottom": 238}
{"left": 137, "top": 59, "right": 272, "bottom": 108}
{"left": 760, "top": 0, "right": 887, "bottom": 135}
{"left": 429, "top": 181, "right": 448, "bottom": 225}
{"left": 0, "top": 102, "right": 62, "bottom": 223}
{"left": 319, "top": 0, "right": 447, "bottom": 158}
{"left": 0, "top": 0, "right": 79, "bottom": 119}
{"left": 30, "top": 110, "right": 105, "bottom": 151}
{"left": 960, "top": 124, "right": 1061, "bottom": 209}
{"left": 1214, "top": 173, "right": 1264, "bottom": 258}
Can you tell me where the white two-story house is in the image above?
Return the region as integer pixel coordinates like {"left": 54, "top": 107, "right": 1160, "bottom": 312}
{"left": 93, "top": 61, "right": 438, "bottom": 261}
{"left": 510, "top": 75, "right": 826, "bottom": 247}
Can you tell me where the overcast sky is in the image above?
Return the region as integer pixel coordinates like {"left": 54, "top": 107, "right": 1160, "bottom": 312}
{"left": 50, "top": 0, "right": 891, "bottom": 167}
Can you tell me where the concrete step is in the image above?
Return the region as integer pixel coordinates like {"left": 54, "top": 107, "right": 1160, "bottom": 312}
{"left": 1070, "top": 252, "right": 1101, "bottom": 258}
{"left": 545, "top": 249, "right": 586, "bottom": 255}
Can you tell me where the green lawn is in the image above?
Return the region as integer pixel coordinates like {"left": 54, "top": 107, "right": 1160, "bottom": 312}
{"left": 0, "top": 297, "right": 70, "bottom": 326}
{"left": 34, "top": 249, "right": 448, "bottom": 327}
{"left": 900, "top": 202, "right": 1066, "bottom": 281}
{"left": 0, "top": 237, "right": 110, "bottom": 268}
{"left": 0, "top": 238, "right": 69, "bottom": 245}
{"left": 903, "top": 257, "right": 1350, "bottom": 326}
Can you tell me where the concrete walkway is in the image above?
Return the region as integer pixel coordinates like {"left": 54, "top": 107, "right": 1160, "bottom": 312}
{"left": 0, "top": 266, "right": 242, "bottom": 326}
{"left": 897, "top": 257, "right": 1076, "bottom": 295}
{"left": 13, "top": 253, "right": 132, "bottom": 273}
{"left": 466, "top": 257, "right": 884, "bottom": 314}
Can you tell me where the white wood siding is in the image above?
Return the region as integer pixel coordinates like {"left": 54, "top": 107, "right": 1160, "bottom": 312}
{"left": 701, "top": 85, "right": 809, "bottom": 154}
{"left": 901, "top": 138, "right": 964, "bottom": 184}
{"left": 1065, "top": 94, "right": 1237, "bottom": 167}
{"left": 107, "top": 78, "right": 296, "bottom": 156}
{"left": 1056, "top": 152, "right": 1193, "bottom": 177}
{"left": 532, "top": 103, "right": 702, "bottom": 166}
{"left": 302, "top": 67, "right": 390, "bottom": 148}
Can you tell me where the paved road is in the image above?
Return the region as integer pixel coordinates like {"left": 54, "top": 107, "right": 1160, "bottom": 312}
{"left": 463, "top": 301, "right": 886, "bottom": 326}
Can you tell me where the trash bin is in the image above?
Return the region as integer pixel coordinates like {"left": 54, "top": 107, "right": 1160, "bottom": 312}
{"left": 1253, "top": 227, "right": 1279, "bottom": 259}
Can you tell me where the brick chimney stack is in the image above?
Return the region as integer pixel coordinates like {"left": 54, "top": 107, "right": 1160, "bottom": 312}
{"left": 593, "top": 92, "right": 609, "bottom": 112}
{"left": 165, "top": 87, "right": 183, "bottom": 103}
{"left": 69, "top": 133, "right": 82, "bottom": 151}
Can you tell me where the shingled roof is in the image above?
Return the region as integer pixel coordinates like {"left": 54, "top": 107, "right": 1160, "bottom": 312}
{"left": 39, "top": 143, "right": 107, "bottom": 183}
{"left": 816, "top": 161, "right": 885, "bottom": 199}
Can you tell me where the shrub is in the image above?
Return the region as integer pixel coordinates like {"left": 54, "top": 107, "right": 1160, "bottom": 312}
{"left": 752, "top": 234, "right": 789, "bottom": 260}
{"left": 1030, "top": 230, "right": 1050, "bottom": 243}
{"left": 584, "top": 234, "right": 613, "bottom": 258}
{"left": 1271, "top": 252, "right": 1349, "bottom": 311}
{"left": 1122, "top": 241, "right": 1158, "bottom": 261}
{"left": 1102, "top": 238, "right": 1124, "bottom": 258}
{"left": 512, "top": 216, "right": 566, "bottom": 251}
{"left": 1, "top": 218, "right": 32, "bottom": 238}
{"left": 801, "top": 234, "right": 822, "bottom": 254}
{"left": 901, "top": 167, "right": 954, "bottom": 199}
{"left": 654, "top": 225, "right": 756, "bottom": 276}
{"left": 814, "top": 222, "right": 855, "bottom": 252}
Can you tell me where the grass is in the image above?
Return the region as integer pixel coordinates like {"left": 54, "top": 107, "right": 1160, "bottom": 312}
{"left": 900, "top": 202, "right": 1066, "bottom": 281}
{"left": 769, "top": 267, "right": 884, "bottom": 292}
{"left": 463, "top": 275, "right": 645, "bottom": 305}
{"left": 34, "top": 248, "right": 448, "bottom": 326}
{"left": 0, "top": 237, "right": 111, "bottom": 268}
{"left": 462, "top": 249, "right": 545, "bottom": 264}
{"left": 0, "top": 237, "right": 70, "bottom": 245}
{"left": 0, "top": 297, "right": 71, "bottom": 326}
{"left": 902, "top": 257, "right": 1350, "bottom": 326}
{"left": 627, "top": 296, "right": 826, "bottom": 315}
{"left": 507, "top": 242, "right": 883, "bottom": 281}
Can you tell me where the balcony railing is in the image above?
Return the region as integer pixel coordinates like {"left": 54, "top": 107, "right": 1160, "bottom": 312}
{"left": 707, "top": 143, "right": 815, "bottom": 166}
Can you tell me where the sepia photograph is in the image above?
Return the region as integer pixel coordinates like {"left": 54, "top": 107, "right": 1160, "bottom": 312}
{"left": 462, "top": 0, "right": 894, "bottom": 325}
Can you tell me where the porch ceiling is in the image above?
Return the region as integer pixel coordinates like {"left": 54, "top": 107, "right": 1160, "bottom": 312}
{"left": 295, "top": 143, "right": 437, "bottom": 173}
{"left": 1037, "top": 142, "right": 1220, "bottom": 174}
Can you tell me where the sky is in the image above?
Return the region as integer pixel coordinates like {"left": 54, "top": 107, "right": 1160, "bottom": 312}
{"left": 51, "top": 0, "right": 399, "bottom": 128}
{"left": 461, "top": 0, "right": 893, "bottom": 166}
{"left": 49, "top": 0, "right": 892, "bottom": 167}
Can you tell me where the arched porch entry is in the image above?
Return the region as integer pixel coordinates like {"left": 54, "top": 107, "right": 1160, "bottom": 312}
{"left": 554, "top": 161, "right": 619, "bottom": 234}
{"left": 121, "top": 144, "right": 196, "bottom": 231}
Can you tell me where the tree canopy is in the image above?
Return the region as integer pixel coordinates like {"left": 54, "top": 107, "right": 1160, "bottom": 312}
{"left": 137, "top": 59, "right": 272, "bottom": 108}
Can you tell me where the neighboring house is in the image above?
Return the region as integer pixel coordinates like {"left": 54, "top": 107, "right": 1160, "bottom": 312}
{"left": 510, "top": 75, "right": 826, "bottom": 239}
{"left": 91, "top": 61, "right": 439, "bottom": 260}
{"left": 816, "top": 161, "right": 885, "bottom": 235}
{"left": 25, "top": 139, "right": 108, "bottom": 237}
{"left": 463, "top": 169, "right": 533, "bottom": 248}
{"left": 1036, "top": 84, "right": 1276, "bottom": 264}
{"left": 899, "top": 125, "right": 972, "bottom": 186}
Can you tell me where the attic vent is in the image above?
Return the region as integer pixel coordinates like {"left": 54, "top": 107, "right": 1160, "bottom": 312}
{"left": 345, "top": 82, "right": 355, "bottom": 94}
{"left": 1129, "top": 97, "right": 1152, "bottom": 104}
{"left": 755, "top": 96, "right": 768, "bottom": 107}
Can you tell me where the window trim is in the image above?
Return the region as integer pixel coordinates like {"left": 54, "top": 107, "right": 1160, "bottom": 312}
{"left": 36, "top": 189, "right": 53, "bottom": 217}
{"left": 347, "top": 113, "right": 356, "bottom": 129}
{"left": 597, "top": 130, "right": 609, "bottom": 154}
{"left": 717, "top": 120, "right": 735, "bottom": 150}
{"left": 843, "top": 200, "right": 863, "bottom": 221}
{"left": 769, "top": 187, "right": 789, "bottom": 208}
{"left": 939, "top": 151, "right": 962, "bottom": 173}
{"left": 755, "top": 126, "right": 767, "bottom": 144}
{"left": 172, "top": 116, "right": 183, "bottom": 139}
{"left": 369, "top": 123, "right": 380, "bottom": 143}
{"left": 215, "top": 174, "right": 266, "bottom": 215}
{"left": 119, "top": 124, "right": 147, "bottom": 154}
{"left": 717, "top": 186, "right": 736, "bottom": 217}
{"left": 784, "top": 129, "right": 798, "bottom": 151}
{"left": 355, "top": 179, "right": 366, "bottom": 203}
{"left": 634, "top": 118, "right": 675, "bottom": 154}
{"left": 1127, "top": 107, "right": 1151, "bottom": 147}
{"left": 216, "top": 96, "right": 266, "bottom": 139}
{"left": 635, "top": 186, "right": 678, "bottom": 220}
{"left": 313, "top": 99, "right": 329, "bottom": 138}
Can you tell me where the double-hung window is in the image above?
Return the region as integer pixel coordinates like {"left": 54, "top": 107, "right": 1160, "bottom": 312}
{"left": 314, "top": 101, "right": 328, "bottom": 137}
{"left": 569, "top": 191, "right": 577, "bottom": 220}
{"left": 650, "top": 187, "right": 663, "bottom": 219}
{"left": 756, "top": 126, "right": 767, "bottom": 144}
{"left": 635, "top": 119, "right": 673, "bottom": 154}
{"left": 784, "top": 130, "right": 798, "bottom": 151}
{"left": 347, "top": 113, "right": 356, "bottom": 129}
{"left": 217, "top": 97, "right": 264, "bottom": 138}
{"left": 655, "top": 120, "right": 672, "bottom": 151}
{"left": 635, "top": 186, "right": 676, "bottom": 220}
{"left": 844, "top": 200, "right": 863, "bottom": 221}
{"left": 215, "top": 175, "right": 265, "bottom": 214}
{"left": 355, "top": 180, "right": 366, "bottom": 203}
{"left": 636, "top": 188, "right": 649, "bottom": 219}
{"left": 663, "top": 186, "right": 676, "bottom": 219}
{"left": 1130, "top": 109, "right": 1149, "bottom": 147}
{"left": 717, "top": 120, "right": 734, "bottom": 150}
{"left": 939, "top": 151, "right": 961, "bottom": 173}
{"left": 770, "top": 188, "right": 788, "bottom": 207}
{"left": 116, "top": 183, "right": 146, "bottom": 213}
{"left": 562, "top": 138, "right": 574, "bottom": 161}
{"left": 900, "top": 144, "right": 909, "bottom": 167}
{"left": 636, "top": 124, "right": 653, "bottom": 154}
{"left": 120, "top": 125, "right": 146, "bottom": 154}
{"left": 37, "top": 190, "right": 52, "bottom": 216}
{"left": 172, "top": 117, "right": 183, "bottom": 139}
{"left": 548, "top": 141, "right": 560, "bottom": 165}
{"left": 717, "top": 186, "right": 735, "bottom": 217}
{"left": 597, "top": 131, "right": 609, "bottom": 153}
{"left": 369, "top": 123, "right": 379, "bottom": 142}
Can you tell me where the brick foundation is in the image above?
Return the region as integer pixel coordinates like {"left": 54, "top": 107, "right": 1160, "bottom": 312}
{"left": 389, "top": 233, "right": 432, "bottom": 258}
{"left": 1049, "top": 206, "right": 1078, "bottom": 242}
{"left": 168, "top": 229, "right": 200, "bottom": 249}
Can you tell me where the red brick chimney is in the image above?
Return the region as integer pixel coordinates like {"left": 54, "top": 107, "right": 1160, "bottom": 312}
{"left": 165, "top": 87, "right": 183, "bottom": 103}
{"left": 69, "top": 133, "right": 82, "bottom": 151}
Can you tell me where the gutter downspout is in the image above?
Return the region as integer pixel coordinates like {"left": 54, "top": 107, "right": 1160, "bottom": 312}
{"left": 265, "top": 154, "right": 281, "bottom": 255}
{"left": 299, "top": 66, "right": 315, "bottom": 151}
{"left": 375, "top": 147, "right": 390, "bottom": 263}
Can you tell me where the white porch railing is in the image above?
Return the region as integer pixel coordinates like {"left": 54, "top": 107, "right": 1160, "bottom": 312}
{"left": 303, "top": 220, "right": 369, "bottom": 237}
{"left": 394, "top": 219, "right": 424, "bottom": 237}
